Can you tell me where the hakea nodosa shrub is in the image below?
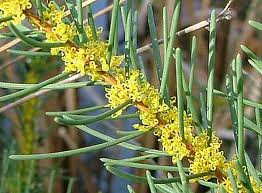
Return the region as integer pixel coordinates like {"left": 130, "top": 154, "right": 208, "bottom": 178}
{"left": 1, "top": 1, "right": 261, "bottom": 192}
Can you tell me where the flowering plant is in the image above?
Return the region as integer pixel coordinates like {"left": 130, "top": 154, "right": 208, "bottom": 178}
{"left": 0, "top": 0, "right": 261, "bottom": 192}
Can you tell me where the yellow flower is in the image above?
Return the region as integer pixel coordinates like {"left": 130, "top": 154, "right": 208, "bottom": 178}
{"left": 250, "top": 177, "right": 262, "bottom": 193}
{"left": 85, "top": 26, "right": 103, "bottom": 41}
{"left": 47, "top": 22, "right": 76, "bottom": 43}
{"left": 106, "top": 70, "right": 164, "bottom": 123}
{"left": 192, "top": 131, "right": 222, "bottom": 152}
{"left": 0, "top": 0, "right": 32, "bottom": 28}
{"left": 105, "top": 83, "right": 130, "bottom": 117}
{"left": 43, "top": 2, "right": 65, "bottom": 26}
{"left": 105, "top": 71, "right": 141, "bottom": 117}
{"left": 43, "top": 2, "right": 76, "bottom": 45}
{"left": 159, "top": 124, "right": 191, "bottom": 161}
{"left": 189, "top": 131, "right": 227, "bottom": 180}
{"left": 221, "top": 177, "right": 245, "bottom": 193}
{"left": 42, "top": 1, "right": 124, "bottom": 81}
{"left": 63, "top": 41, "right": 121, "bottom": 80}
{"left": 221, "top": 171, "right": 262, "bottom": 193}
{"left": 155, "top": 109, "right": 194, "bottom": 162}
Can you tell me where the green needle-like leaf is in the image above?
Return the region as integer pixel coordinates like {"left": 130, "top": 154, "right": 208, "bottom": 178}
{"left": 8, "top": 49, "right": 52, "bottom": 56}
{"left": 36, "top": 0, "right": 44, "bottom": 18}
{"left": 227, "top": 168, "right": 239, "bottom": 193}
{"left": 241, "top": 45, "right": 262, "bottom": 75}
{"left": 167, "top": 173, "right": 182, "bottom": 193}
{"left": 225, "top": 75, "right": 238, "bottom": 144}
{"left": 9, "top": 130, "right": 144, "bottom": 160}
{"left": 129, "top": 29, "right": 139, "bottom": 70}
{"left": 120, "top": 5, "right": 127, "bottom": 32}
{"left": 189, "top": 36, "right": 197, "bottom": 94}
{"left": 200, "top": 92, "right": 208, "bottom": 130}
{"left": 160, "top": 0, "right": 181, "bottom": 99}
{"left": 9, "top": 23, "right": 65, "bottom": 48}
{"left": 107, "top": 0, "right": 120, "bottom": 63}
{"left": 127, "top": 185, "right": 136, "bottom": 193}
{"left": 236, "top": 55, "right": 245, "bottom": 166}
{"left": 247, "top": 59, "right": 262, "bottom": 75}
{"left": 64, "top": 113, "right": 138, "bottom": 121}
{"left": 244, "top": 152, "right": 261, "bottom": 184}
{"left": 0, "top": 81, "right": 94, "bottom": 90}
{"left": 87, "top": 5, "right": 97, "bottom": 40}
{"left": 76, "top": 0, "right": 88, "bottom": 43}
{"left": 177, "top": 160, "right": 189, "bottom": 193}
{"left": 180, "top": 65, "right": 202, "bottom": 132}
{"left": 101, "top": 158, "right": 187, "bottom": 172}
{"left": 0, "top": 30, "right": 44, "bottom": 39}
{"left": 198, "top": 180, "right": 218, "bottom": 189}
{"left": 155, "top": 184, "right": 179, "bottom": 193}
{"left": 133, "top": 11, "right": 138, "bottom": 49}
{"left": 0, "top": 73, "right": 68, "bottom": 103}
{"left": 65, "top": 0, "right": 87, "bottom": 43}
{"left": 66, "top": 178, "right": 74, "bottom": 193}
{"left": 207, "top": 10, "right": 217, "bottom": 141}
{"left": 236, "top": 160, "right": 254, "bottom": 193}
{"left": 0, "top": 16, "right": 13, "bottom": 23}
{"left": 46, "top": 105, "right": 107, "bottom": 116}
{"left": 244, "top": 117, "right": 262, "bottom": 136}
{"left": 249, "top": 20, "right": 262, "bottom": 31}
{"left": 146, "top": 171, "right": 157, "bottom": 193}
{"left": 75, "top": 125, "right": 167, "bottom": 156}
{"left": 163, "top": 7, "right": 168, "bottom": 62}
{"left": 125, "top": 11, "right": 132, "bottom": 70}
{"left": 48, "top": 170, "right": 56, "bottom": 193}
{"left": 55, "top": 100, "right": 131, "bottom": 125}
{"left": 175, "top": 48, "right": 185, "bottom": 141}
{"left": 106, "top": 166, "right": 211, "bottom": 184}
{"left": 121, "top": 154, "right": 161, "bottom": 162}
{"left": 212, "top": 88, "right": 262, "bottom": 110}
{"left": 147, "top": 3, "right": 163, "bottom": 83}
{"left": 255, "top": 108, "right": 262, "bottom": 171}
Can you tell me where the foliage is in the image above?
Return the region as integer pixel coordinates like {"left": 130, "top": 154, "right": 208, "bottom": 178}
{"left": 0, "top": 0, "right": 262, "bottom": 192}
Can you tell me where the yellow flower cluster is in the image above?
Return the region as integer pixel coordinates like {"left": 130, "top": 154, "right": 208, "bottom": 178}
{"left": 106, "top": 70, "right": 195, "bottom": 160}
{"left": 42, "top": 1, "right": 124, "bottom": 80}
{"left": 222, "top": 176, "right": 262, "bottom": 193}
{"left": 189, "top": 131, "right": 226, "bottom": 180}
{"left": 61, "top": 42, "right": 123, "bottom": 80}
{"left": 106, "top": 70, "right": 172, "bottom": 129}
{"left": 188, "top": 132, "right": 262, "bottom": 192}
{"left": 0, "top": 0, "right": 32, "bottom": 29}
{"left": 43, "top": 1, "right": 76, "bottom": 46}
{"left": 220, "top": 164, "right": 262, "bottom": 193}
{"left": 155, "top": 110, "right": 194, "bottom": 162}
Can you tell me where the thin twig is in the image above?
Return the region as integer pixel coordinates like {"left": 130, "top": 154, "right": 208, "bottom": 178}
{"left": 64, "top": 0, "right": 97, "bottom": 16}
{"left": 93, "top": 0, "right": 127, "bottom": 19}
{"left": 138, "top": 0, "right": 233, "bottom": 53}
{"left": 0, "top": 38, "right": 21, "bottom": 53}
{"left": 58, "top": 127, "right": 78, "bottom": 149}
